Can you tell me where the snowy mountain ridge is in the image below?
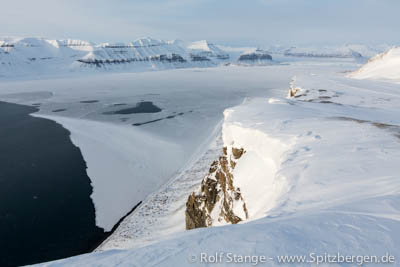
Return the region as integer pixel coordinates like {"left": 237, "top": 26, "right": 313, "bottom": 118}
{"left": 0, "top": 37, "right": 390, "bottom": 79}
{"left": 284, "top": 44, "right": 388, "bottom": 59}
{"left": 0, "top": 37, "right": 228, "bottom": 78}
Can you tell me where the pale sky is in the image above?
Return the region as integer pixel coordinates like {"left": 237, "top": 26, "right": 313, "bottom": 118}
{"left": 1, "top": 0, "right": 399, "bottom": 46}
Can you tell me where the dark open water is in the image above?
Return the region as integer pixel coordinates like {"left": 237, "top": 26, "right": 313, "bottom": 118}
{"left": 0, "top": 101, "right": 108, "bottom": 266}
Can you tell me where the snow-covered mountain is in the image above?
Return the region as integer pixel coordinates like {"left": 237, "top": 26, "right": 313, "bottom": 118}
{"left": 187, "top": 40, "right": 230, "bottom": 60}
{"left": 0, "top": 37, "right": 389, "bottom": 79}
{"left": 283, "top": 44, "right": 385, "bottom": 59}
{"left": 76, "top": 38, "right": 191, "bottom": 69}
{"left": 0, "top": 37, "right": 93, "bottom": 77}
{"left": 0, "top": 37, "right": 230, "bottom": 78}
{"left": 350, "top": 46, "right": 400, "bottom": 81}
{"left": 233, "top": 49, "right": 274, "bottom": 66}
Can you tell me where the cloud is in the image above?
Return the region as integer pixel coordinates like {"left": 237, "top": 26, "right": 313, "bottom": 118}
{"left": 0, "top": 0, "right": 399, "bottom": 45}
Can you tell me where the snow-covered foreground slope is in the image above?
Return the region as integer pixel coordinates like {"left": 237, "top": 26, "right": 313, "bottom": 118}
{"left": 35, "top": 63, "right": 400, "bottom": 266}
{"left": 350, "top": 46, "right": 400, "bottom": 81}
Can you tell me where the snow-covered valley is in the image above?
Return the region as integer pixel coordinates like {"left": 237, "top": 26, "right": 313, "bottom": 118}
{"left": 1, "top": 39, "right": 400, "bottom": 266}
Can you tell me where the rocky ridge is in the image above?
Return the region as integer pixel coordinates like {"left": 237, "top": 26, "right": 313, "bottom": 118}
{"left": 185, "top": 146, "right": 248, "bottom": 230}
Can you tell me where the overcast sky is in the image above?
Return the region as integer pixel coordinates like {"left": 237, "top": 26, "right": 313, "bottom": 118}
{"left": 1, "top": 0, "right": 399, "bottom": 46}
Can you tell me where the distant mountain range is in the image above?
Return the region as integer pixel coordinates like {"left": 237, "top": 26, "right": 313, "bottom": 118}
{"left": 0, "top": 37, "right": 390, "bottom": 78}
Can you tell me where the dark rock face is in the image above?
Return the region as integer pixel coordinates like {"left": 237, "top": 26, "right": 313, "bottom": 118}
{"left": 284, "top": 50, "right": 363, "bottom": 58}
{"left": 0, "top": 44, "right": 14, "bottom": 48}
{"left": 216, "top": 54, "right": 230, "bottom": 60}
{"left": 238, "top": 50, "right": 272, "bottom": 61}
{"left": 191, "top": 50, "right": 230, "bottom": 60}
{"left": 190, "top": 54, "right": 211, "bottom": 62}
{"left": 150, "top": 53, "right": 187, "bottom": 63}
{"left": 186, "top": 192, "right": 209, "bottom": 230}
{"left": 185, "top": 146, "right": 248, "bottom": 230}
{"left": 77, "top": 53, "right": 186, "bottom": 67}
{"left": 232, "top": 147, "right": 244, "bottom": 159}
{"left": 77, "top": 58, "right": 143, "bottom": 66}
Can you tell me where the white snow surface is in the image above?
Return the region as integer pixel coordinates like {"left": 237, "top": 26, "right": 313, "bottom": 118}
{"left": 187, "top": 40, "right": 228, "bottom": 56}
{"left": 350, "top": 46, "right": 400, "bottom": 81}
{"left": 224, "top": 123, "right": 292, "bottom": 221}
{"left": 31, "top": 56, "right": 400, "bottom": 266}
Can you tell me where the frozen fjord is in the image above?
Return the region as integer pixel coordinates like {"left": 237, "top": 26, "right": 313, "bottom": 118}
{"left": 0, "top": 64, "right": 350, "bottom": 231}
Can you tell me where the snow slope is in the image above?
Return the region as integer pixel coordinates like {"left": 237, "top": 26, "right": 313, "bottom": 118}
{"left": 35, "top": 64, "right": 400, "bottom": 266}
{"left": 350, "top": 46, "right": 400, "bottom": 81}
{"left": 187, "top": 40, "right": 230, "bottom": 60}
{"left": 0, "top": 37, "right": 92, "bottom": 77}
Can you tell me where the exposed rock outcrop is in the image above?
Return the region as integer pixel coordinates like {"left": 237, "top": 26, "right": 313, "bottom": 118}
{"left": 150, "top": 53, "right": 186, "bottom": 63}
{"left": 185, "top": 146, "right": 248, "bottom": 230}
{"left": 284, "top": 48, "right": 363, "bottom": 59}
{"left": 78, "top": 53, "right": 187, "bottom": 67}
{"left": 190, "top": 54, "right": 211, "bottom": 62}
{"left": 288, "top": 77, "right": 300, "bottom": 97}
{"left": 238, "top": 50, "right": 272, "bottom": 61}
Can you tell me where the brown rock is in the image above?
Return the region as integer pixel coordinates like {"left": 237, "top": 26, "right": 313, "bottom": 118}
{"left": 232, "top": 147, "right": 245, "bottom": 159}
{"left": 185, "top": 146, "right": 248, "bottom": 230}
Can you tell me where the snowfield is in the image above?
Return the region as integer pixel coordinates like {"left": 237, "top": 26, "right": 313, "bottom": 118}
{"left": 350, "top": 46, "right": 400, "bottom": 81}
{"left": 30, "top": 52, "right": 400, "bottom": 266}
